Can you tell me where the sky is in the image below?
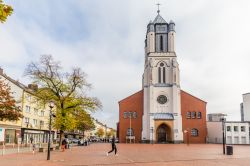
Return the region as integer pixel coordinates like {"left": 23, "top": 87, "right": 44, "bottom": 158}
{"left": 1, "top": 0, "right": 250, "bottom": 128}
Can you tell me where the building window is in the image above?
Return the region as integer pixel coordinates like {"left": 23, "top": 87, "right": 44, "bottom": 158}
{"left": 160, "top": 35, "right": 163, "bottom": 51}
{"left": 234, "top": 126, "right": 238, "bottom": 132}
{"left": 163, "top": 67, "right": 166, "bottom": 83}
{"left": 123, "top": 112, "right": 127, "bottom": 118}
{"left": 197, "top": 112, "right": 202, "bottom": 119}
{"left": 24, "top": 117, "right": 29, "bottom": 123}
{"left": 191, "top": 128, "right": 198, "bottom": 137}
{"left": 128, "top": 112, "right": 133, "bottom": 118}
{"left": 40, "top": 111, "right": 45, "bottom": 117}
{"left": 33, "top": 119, "right": 37, "bottom": 126}
{"left": 126, "top": 128, "right": 134, "bottom": 136}
{"left": 25, "top": 106, "right": 30, "bottom": 113}
{"left": 186, "top": 112, "right": 191, "bottom": 119}
{"left": 241, "top": 126, "right": 245, "bottom": 132}
{"left": 191, "top": 112, "right": 196, "bottom": 119}
{"left": 227, "top": 126, "right": 231, "bottom": 132}
{"left": 34, "top": 108, "right": 38, "bottom": 115}
{"left": 133, "top": 112, "right": 137, "bottom": 119}
{"left": 26, "top": 94, "right": 31, "bottom": 101}
{"left": 158, "top": 67, "right": 161, "bottom": 83}
{"left": 40, "top": 121, "right": 44, "bottom": 128}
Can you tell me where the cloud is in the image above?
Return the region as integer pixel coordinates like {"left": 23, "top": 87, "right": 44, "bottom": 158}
{"left": 1, "top": 0, "right": 250, "bottom": 127}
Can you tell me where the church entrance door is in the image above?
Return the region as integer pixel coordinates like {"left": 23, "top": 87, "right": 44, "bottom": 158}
{"left": 157, "top": 124, "right": 168, "bottom": 143}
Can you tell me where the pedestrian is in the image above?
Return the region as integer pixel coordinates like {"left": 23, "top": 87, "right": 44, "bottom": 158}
{"left": 32, "top": 143, "right": 35, "bottom": 154}
{"left": 61, "top": 139, "right": 67, "bottom": 152}
{"left": 30, "top": 137, "right": 33, "bottom": 144}
{"left": 106, "top": 136, "right": 118, "bottom": 156}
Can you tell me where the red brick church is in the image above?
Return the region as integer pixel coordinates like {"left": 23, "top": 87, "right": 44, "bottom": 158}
{"left": 118, "top": 10, "right": 207, "bottom": 144}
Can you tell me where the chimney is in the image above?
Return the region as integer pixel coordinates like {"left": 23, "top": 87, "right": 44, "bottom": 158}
{"left": 28, "top": 84, "right": 38, "bottom": 91}
{"left": 0, "top": 67, "right": 3, "bottom": 75}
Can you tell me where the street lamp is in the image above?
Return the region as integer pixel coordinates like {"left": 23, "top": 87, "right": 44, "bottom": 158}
{"left": 221, "top": 117, "right": 225, "bottom": 155}
{"left": 47, "top": 101, "right": 54, "bottom": 160}
{"left": 129, "top": 112, "right": 132, "bottom": 143}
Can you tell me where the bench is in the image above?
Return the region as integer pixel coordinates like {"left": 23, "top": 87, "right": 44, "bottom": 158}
{"left": 38, "top": 145, "right": 57, "bottom": 152}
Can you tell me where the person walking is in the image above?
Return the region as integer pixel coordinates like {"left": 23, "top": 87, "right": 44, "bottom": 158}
{"left": 106, "top": 136, "right": 118, "bottom": 156}
{"left": 61, "top": 139, "right": 67, "bottom": 152}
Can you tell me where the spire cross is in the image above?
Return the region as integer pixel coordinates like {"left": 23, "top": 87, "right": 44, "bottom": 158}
{"left": 156, "top": 3, "right": 161, "bottom": 14}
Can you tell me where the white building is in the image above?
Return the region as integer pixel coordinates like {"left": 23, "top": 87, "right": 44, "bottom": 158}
{"left": 241, "top": 93, "right": 250, "bottom": 121}
{"left": 207, "top": 113, "right": 250, "bottom": 144}
{"left": 142, "top": 10, "right": 183, "bottom": 143}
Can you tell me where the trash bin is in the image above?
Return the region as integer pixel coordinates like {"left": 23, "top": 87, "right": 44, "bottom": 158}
{"left": 226, "top": 145, "right": 233, "bottom": 155}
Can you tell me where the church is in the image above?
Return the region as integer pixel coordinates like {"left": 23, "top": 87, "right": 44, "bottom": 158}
{"left": 118, "top": 10, "right": 207, "bottom": 144}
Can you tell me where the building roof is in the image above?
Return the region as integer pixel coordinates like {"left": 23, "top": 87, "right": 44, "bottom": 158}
{"left": 0, "top": 69, "right": 40, "bottom": 97}
{"left": 153, "top": 14, "right": 167, "bottom": 24}
{"left": 118, "top": 89, "right": 143, "bottom": 104}
{"left": 181, "top": 90, "right": 207, "bottom": 103}
{"left": 153, "top": 113, "right": 174, "bottom": 120}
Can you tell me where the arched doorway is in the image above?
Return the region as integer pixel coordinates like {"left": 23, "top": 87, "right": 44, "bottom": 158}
{"left": 157, "top": 124, "right": 168, "bottom": 143}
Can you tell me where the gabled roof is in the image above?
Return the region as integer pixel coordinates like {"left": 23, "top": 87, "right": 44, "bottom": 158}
{"left": 153, "top": 14, "right": 167, "bottom": 24}
{"left": 181, "top": 90, "right": 207, "bottom": 104}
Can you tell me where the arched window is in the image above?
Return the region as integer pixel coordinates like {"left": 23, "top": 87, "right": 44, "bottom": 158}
{"left": 197, "top": 112, "right": 202, "bottom": 119}
{"left": 133, "top": 112, "right": 137, "bottom": 119}
{"left": 191, "top": 112, "right": 196, "bottom": 119}
{"left": 186, "top": 112, "right": 191, "bottom": 119}
{"left": 126, "top": 128, "right": 134, "bottom": 136}
{"left": 158, "top": 62, "right": 166, "bottom": 84}
{"left": 158, "top": 67, "right": 161, "bottom": 83}
{"left": 160, "top": 35, "right": 163, "bottom": 51}
{"left": 191, "top": 129, "right": 198, "bottom": 137}
{"left": 123, "top": 112, "right": 127, "bottom": 118}
{"left": 163, "top": 67, "right": 166, "bottom": 83}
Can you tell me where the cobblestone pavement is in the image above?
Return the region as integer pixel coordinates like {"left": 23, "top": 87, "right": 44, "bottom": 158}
{"left": 0, "top": 143, "right": 250, "bottom": 166}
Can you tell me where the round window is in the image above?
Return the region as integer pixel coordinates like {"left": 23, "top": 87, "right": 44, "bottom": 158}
{"left": 157, "top": 95, "right": 168, "bottom": 104}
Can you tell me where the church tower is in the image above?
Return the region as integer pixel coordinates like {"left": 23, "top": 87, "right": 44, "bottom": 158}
{"left": 142, "top": 10, "right": 183, "bottom": 143}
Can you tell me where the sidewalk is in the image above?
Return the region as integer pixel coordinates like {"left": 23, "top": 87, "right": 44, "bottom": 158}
{"left": 0, "top": 143, "right": 250, "bottom": 166}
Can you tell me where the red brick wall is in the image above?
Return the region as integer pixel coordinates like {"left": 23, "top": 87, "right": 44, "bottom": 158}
{"left": 118, "top": 90, "right": 143, "bottom": 143}
{"left": 181, "top": 90, "right": 207, "bottom": 143}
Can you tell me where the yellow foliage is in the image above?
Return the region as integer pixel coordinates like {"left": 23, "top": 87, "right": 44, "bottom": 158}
{"left": 0, "top": 0, "right": 13, "bottom": 23}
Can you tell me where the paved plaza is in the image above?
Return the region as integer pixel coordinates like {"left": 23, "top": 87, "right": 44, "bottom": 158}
{"left": 0, "top": 143, "right": 250, "bottom": 166}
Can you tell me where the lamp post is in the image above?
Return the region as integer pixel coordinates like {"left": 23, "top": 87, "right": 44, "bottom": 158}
{"left": 221, "top": 117, "right": 225, "bottom": 155}
{"left": 129, "top": 112, "right": 132, "bottom": 143}
{"left": 47, "top": 101, "right": 54, "bottom": 160}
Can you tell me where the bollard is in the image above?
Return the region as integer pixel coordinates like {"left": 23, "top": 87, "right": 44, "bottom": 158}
{"left": 17, "top": 143, "right": 20, "bottom": 154}
{"left": 2, "top": 142, "right": 5, "bottom": 156}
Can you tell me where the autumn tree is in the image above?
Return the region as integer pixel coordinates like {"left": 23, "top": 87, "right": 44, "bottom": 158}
{"left": 0, "top": 0, "right": 13, "bottom": 23}
{"left": 0, "top": 80, "right": 22, "bottom": 120}
{"left": 95, "top": 128, "right": 104, "bottom": 138}
{"left": 25, "top": 55, "right": 101, "bottom": 145}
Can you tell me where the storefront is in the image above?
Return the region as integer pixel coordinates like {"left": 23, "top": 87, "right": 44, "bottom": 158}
{"left": 21, "top": 128, "right": 55, "bottom": 144}
{"left": 0, "top": 125, "right": 21, "bottom": 144}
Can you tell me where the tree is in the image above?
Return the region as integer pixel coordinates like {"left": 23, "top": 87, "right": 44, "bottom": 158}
{"left": 0, "top": 79, "right": 23, "bottom": 121}
{"left": 74, "top": 111, "right": 95, "bottom": 132}
{"left": 95, "top": 128, "right": 104, "bottom": 138}
{"left": 0, "top": 0, "right": 13, "bottom": 23}
{"left": 25, "top": 55, "right": 101, "bottom": 145}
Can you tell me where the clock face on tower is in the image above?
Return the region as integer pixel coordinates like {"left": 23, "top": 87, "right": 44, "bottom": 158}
{"left": 157, "top": 95, "right": 168, "bottom": 104}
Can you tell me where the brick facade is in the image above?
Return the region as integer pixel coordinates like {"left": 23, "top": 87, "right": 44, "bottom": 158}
{"left": 118, "top": 90, "right": 143, "bottom": 143}
{"left": 181, "top": 90, "right": 207, "bottom": 143}
{"left": 118, "top": 90, "right": 207, "bottom": 144}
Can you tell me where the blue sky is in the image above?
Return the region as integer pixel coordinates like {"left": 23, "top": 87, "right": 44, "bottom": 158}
{"left": 1, "top": 0, "right": 250, "bottom": 128}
